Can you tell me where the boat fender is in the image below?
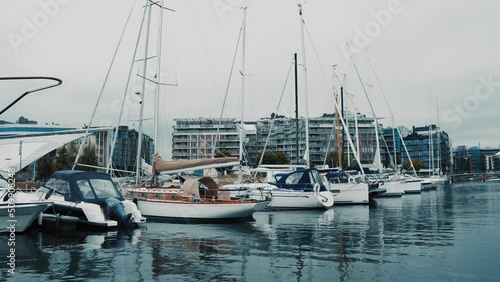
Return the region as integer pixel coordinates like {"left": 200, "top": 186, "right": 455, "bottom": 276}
{"left": 103, "top": 197, "right": 133, "bottom": 228}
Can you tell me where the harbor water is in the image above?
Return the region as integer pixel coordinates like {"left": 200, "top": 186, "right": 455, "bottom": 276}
{"left": 2, "top": 182, "right": 500, "bottom": 281}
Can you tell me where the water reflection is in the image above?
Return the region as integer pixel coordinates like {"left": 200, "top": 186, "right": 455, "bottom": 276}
{"left": 2, "top": 183, "right": 500, "bottom": 281}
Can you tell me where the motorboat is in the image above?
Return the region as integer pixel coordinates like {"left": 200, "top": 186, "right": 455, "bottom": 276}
{"left": 0, "top": 176, "right": 52, "bottom": 233}
{"left": 37, "top": 170, "right": 146, "bottom": 229}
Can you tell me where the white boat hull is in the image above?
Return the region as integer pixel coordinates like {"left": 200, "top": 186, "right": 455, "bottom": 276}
{"left": 378, "top": 182, "right": 405, "bottom": 197}
{"left": 136, "top": 200, "right": 270, "bottom": 220}
{"left": 328, "top": 183, "right": 369, "bottom": 204}
{"left": 267, "top": 190, "right": 334, "bottom": 209}
{"left": 0, "top": 202, "right": 50, "bottom": 233}
{"left": 402, "top": 181, "right": 421, "bottom": 194}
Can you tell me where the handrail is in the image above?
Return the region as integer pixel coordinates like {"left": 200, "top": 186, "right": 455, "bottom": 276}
{"left": 0, "top": 76, "right": 62, "bottom": 115}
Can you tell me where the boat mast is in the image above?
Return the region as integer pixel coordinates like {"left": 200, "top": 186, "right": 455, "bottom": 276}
{"left": 392, "top": 115, "right": 397, "bottom": 172}
{"left": 294, "top": 53, "right": 299, "bottom": 165}
{"left": 154, "top": 0, "right": 165, "bottom": 155}
{"left": 151, "top": 0, "right": 165, "bottom": 187}
{"left": 351, "top": 58, "right": 382, "bottom": 173}
{"left": 298, "top": 3, "right": 310, "bottom": 166}
{"left": 135, "top": 1, "right": 153, "bottom": 185}
{"left": 238, "top": 6, "right": 247, "bottom": 184}
{"left": 436, "top": 99, "right": 441, "bottom": 175}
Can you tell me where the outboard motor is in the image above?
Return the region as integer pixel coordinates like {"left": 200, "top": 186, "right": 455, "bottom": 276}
{"left": 102, "top": 197, "right": 133, "bottom": 228}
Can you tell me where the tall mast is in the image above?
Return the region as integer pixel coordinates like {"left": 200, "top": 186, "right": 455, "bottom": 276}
{"left": 392, "top": 115, "right": 397, "bottom": 172}
{"left": 238, "top": 6, "right": 247, "bottom": 184}
{"left": 351, "top": 59, "right": 382, "bottom": 173}
{"left": 340, "top": 85, "right": 345, "bottom": 167}
{"left": 298, "top": 3, "right": 310, "bottom": 166}
{"left": 154, "top": 0, "right": 165, "bottom": 154}
{"left": 294, "top": 53, "right": 299, "bottom": 165}
{"left": 135, "top": 1, "right": 153, "bottom": 185}
{"left": 436, "top": 100, "right": 441, "bottom": 174}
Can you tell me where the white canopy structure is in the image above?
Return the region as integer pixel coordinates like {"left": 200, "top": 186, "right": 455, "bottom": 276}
{"left": 0, "top": 133, "right": 85, "bottom": 176}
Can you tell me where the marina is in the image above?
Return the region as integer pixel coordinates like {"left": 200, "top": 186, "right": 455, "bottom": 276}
{"left": 1, "top": 0, "right": 500, "bottom": 281}
{"left": 1, "top": 182, "right": 500, "bottom": 281}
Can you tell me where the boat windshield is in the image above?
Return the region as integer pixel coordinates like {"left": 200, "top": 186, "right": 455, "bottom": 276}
{"left": 310, "top": 170, "right": 325, "bottom": 186}
{"left": 44, "top": 178, "right": 71, "bottom": 199}
{"left": 77, "top": 179, "right": 121, "bottom": 200}
{"left": 0, "top": 178, "right": 7, "bottom": 188}
{"left": 285, "top": 171, "right": 304, "bottom": 184}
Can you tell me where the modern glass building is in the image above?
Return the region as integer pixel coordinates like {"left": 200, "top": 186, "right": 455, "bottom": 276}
{"left": 401, "top": 125, "right": 452, "bottom": 174}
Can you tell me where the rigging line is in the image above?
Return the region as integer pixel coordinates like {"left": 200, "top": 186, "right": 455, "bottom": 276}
{"left": 256, "top": 61, "right": 294, "bottom": 170}
{"left": 187, "top": 0, "right": 223, "bottom": 102}
{"left": 211, "top": 22, "right": 244, "bottom": 158}
{"left": 105, "top": 0, "right": 148, "bottom": 173}
{"left": 303, "top": 22, "right": 330, "bottom": 88}
{"left": 350, "top": 56, "right": 383, "bottom": 173}
{"left": 73, "top": 1, "right": 138, "bottom": 171}
{"left": 368, "top": 57, "right": 416, "bottom": 174}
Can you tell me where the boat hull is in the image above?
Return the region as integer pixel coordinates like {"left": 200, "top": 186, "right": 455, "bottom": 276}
{"left": 266, "top": 190, "right": 334, "bottom": 209}
{"left": 377, "top": 182, "right": 405, "bottom": 197}
{"left": 0, "top": 202, "right": 50, "bottom": 233}
{"left": 328, "top": 183, "right": 369, "bottom": 204}
{"left": 402, "top": 181, "right": 421, "bottom": 194}
{"left": 136, "top": 200, "right": 271, "bottom": 220}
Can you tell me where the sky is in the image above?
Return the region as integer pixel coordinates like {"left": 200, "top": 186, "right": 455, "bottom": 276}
{"left": 1, "top": 0, "right": 500, "bottom": 156}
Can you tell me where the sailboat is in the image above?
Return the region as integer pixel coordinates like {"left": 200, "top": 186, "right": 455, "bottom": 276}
{"left": 126, "top": 155, "right": 270, "bottom": 220}
{"left": 421, "top": 102, "right": 448, "bottom": 189}
{"left": 124, "top": 5, "right": 271, "bottom": 221}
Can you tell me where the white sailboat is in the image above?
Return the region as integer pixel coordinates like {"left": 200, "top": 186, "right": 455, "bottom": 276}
{"left": 126, "top": 5, "right": 271, "bottom": 221}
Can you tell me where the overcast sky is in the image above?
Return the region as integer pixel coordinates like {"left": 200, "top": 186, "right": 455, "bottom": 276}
{"left": 1, "top": 0, "right": 500, "bottom": 154}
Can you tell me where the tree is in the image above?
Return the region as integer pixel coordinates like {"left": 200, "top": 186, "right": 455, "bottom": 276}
{"left": 36, "top": 153, "right": 56, "bottom": 181}
{"left": 79, "top": 142, "right": 98, "bottom": 172}
{"left": 274, "top": 152, "right": 289, "bottom": 165}
{"left": 255, "top": 151, "right": 289, "bottom": 165}
{"left": 403, "top": 159, "right": 423, "bottom": 172}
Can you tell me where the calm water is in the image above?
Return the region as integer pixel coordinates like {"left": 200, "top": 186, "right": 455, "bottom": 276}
{"left": 2, "top": 182, "right": 500, "bottom": 281}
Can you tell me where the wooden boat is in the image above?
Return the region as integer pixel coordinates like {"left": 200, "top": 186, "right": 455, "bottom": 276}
{"left": 125, "top": 155, "right": 271, "bottom": 221}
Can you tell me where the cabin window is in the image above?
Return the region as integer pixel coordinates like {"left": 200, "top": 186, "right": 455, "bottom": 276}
{"left": 285, "top": 172, "right": 303, "bottom": 185}
{"left": 45, "top": 178, "right": 71, "bottom": 199}
{"left": 77, "top": 180, "right": 95, "bottom": 200}
{"left": 89, "top": 179, "right": 121, "bottom": 198}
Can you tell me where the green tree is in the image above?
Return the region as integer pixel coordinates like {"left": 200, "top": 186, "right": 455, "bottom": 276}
{"left": 403, "top": 159, "right": 423, "bottom": 172}
{"left": 79, "top": 142, "right": 98, "bottom": 172}
{"left": 36, "top": 153, "right": 56, "bottom": 181}
{"left": 255, "top": 151, "right": 289, "bottom": 165}
{"left": 55, "top": 144, "right": 71, "bottom": 170}
{"left": 274, "top": 152, "right": 289, "bottom": 165}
